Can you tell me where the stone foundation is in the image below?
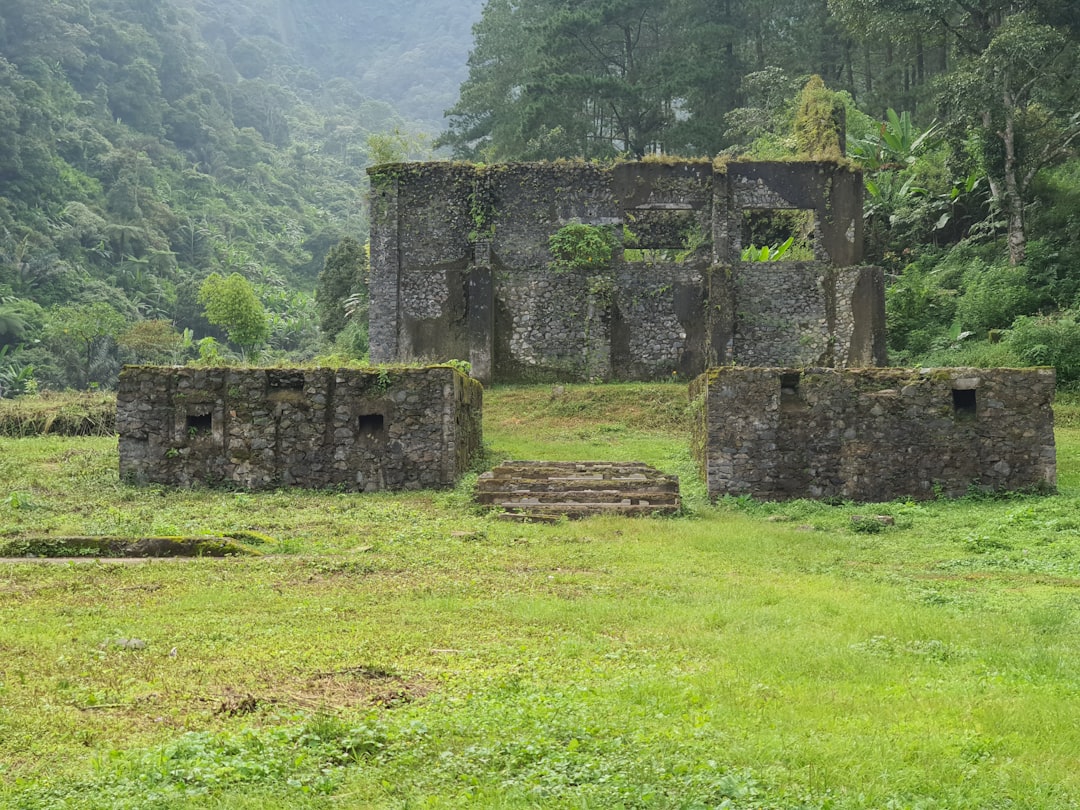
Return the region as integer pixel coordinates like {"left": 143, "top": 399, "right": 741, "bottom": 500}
{"left": 690, "top": 367, "right": 1056, "bottom": 501}
{"left": 117, "top": 366, "right": 482, "bottom": 491}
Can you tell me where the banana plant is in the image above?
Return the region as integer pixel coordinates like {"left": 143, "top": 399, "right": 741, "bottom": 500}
{"left": 850, "top": 109, "right": 941, "bottom": 170}
{"left": 741, "top": 235, "right": 795, "bottom": 262}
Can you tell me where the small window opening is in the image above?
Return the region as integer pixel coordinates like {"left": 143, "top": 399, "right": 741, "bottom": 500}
{"left": 186, "top": 413, "right": 213, "bottom": 435}
{"left": 952, "top": 388, "right": 977, "bottom": 419}
{"left": 741, "top": 209, "right": 815, "bottom": 261}
{"left": 358, "top": 413, "right": 385, "bottom": 435}
{"left": 269, "top": 372, "right": 304, "bottom": 390}
{"left": 780, "top": 372, "right": 802, "bottom": 408}
{"left": 622, "top": 209, "right": 703, "bottom": 262}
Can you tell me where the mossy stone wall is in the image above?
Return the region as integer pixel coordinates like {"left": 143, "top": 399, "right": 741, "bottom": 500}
{"left": 691, "top": 366, "right": 1057, "bottom": 501}
{"left": 118, "top": 366, "right": 482, "bottom": 491}
{"left": 368, "top": 159, "right": 883, "bottom": 382}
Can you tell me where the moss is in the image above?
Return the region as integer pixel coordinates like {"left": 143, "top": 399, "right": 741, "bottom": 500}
{"left": 0, "top": 536, "right": 262, "bottom": 558}
{"left": 793, "top": 76, "right": 846, "bottom": 162}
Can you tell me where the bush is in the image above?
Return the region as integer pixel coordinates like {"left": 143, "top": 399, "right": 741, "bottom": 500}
{"left": 916, "top": 337, "right": 1021, "bottom": 370}
{"left": 1005, "top": 312, "right": 1080, "bottom": 385}
{"left": 954, "top": 261, "right": 1039, "bottom": 335}
{"left": 885, "top": 258, "right": 957, "bottom": 355}
{"left": 548, "top": 223, "right": 616, "bottom": 274}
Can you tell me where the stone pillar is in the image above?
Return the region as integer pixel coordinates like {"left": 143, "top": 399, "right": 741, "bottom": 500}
{"left": 469, "top": 239, "right": 494, "bottom": 385}
{"left": 367, "top": 168, "right": 401, "bottom": 364}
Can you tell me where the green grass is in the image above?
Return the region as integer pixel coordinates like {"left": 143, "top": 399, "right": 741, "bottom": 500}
{"left": 1, "top": 383, "right": 1079, "bottom": 808}
{"left": 0, "top": 390, "right": 116, "bottom": 437}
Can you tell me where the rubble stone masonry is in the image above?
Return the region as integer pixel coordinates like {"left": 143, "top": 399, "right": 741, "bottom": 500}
{"left": 690, "top": 367, "right": 1056, "bottom": 501}
{"left": 367, "top": 160, "right": 886, "bottom": 383}
{"left": 117, "top": 366, "right": 482, "bottom": 491}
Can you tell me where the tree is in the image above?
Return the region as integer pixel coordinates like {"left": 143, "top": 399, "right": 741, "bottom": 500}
{"left": 0, "top": 304, "right": 29, "bottom": 346}
{"left": 437, "top": 0, "right": 549, "bottom": 159}
{"left": 830, "top": 0, "right": 1080, "bottom": 263}
{"left": 529, "top": 0, "right": 677, "bottom": 157}
{"left": 940, "top": 14, "right": 1080, "bottom": 263}
{"left": 442, "top": 0, "right": 681, "bottom": 159}
{"left": 316, "top": 237, "right": 367, "bottom": 342}
{"left": 43, "top": 302, "right": 127, "bottom": 389}
{"left": 117, "top": 319, "right": 185, "bottom": 364}
{"left": 198, "top": 272, "right": 269, "bottom": 358}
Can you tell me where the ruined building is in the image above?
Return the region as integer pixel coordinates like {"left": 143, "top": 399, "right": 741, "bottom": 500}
{"left": 367, "top": 160, "right": 887, "bottom": 383}
{"left": 117, "top": 365, "right": 482, "bottom": 491}
{"left": 114, "top": 159, "right": 1054, "bottom": 502}
{"left": 690, "top": 366, "right": 1057, "bottom": 501}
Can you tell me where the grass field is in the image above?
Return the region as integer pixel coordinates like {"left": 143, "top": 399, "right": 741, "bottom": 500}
{"left": 1, "top": 383, "right": 1079, "bottom": 808}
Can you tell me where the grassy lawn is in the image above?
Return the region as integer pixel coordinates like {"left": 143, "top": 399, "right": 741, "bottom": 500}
{"left": 1, "top": 383, "right": 1079, "bottom": 808}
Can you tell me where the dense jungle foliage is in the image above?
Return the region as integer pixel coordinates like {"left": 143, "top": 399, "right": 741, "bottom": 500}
{"left": 444, "top": 0, "right": 1080, "bottom": 383}
{"left": 0, "top": 0, "right": 481, "bottom": 393}
{"left": 1, "top": 0, "right": 1079, "bottom": 394}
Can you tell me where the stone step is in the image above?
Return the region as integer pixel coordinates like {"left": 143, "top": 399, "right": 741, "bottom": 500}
{"left": 475, "top": 461, "right": 680, "bottom": 518}
{"left": 482, "top": 461, "right": 655, "bottom": 477}
{"left": 498, "top": 502, "right": 675, "bottom": 518}
{"left": 486, "top": 491, "right": 679, "bottom": 506}
{"left": 476, "top": 479, "right": 679, "bottom": 496}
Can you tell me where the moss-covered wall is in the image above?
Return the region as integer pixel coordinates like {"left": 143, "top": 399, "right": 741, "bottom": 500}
{"left": 367, "top": 159, "right": 883, "bottom": 382}
{"left": 118, "top": 366, "right": 482, "bottom": 491}
{"left": 692, "top": 366, "right": 1057, "bottom": 501}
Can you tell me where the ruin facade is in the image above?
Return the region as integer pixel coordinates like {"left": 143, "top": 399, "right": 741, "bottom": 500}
{"left": 117, "top": 365, "right": 482, "bottom": 491}
{"left": 368, "top": 160, "right": 887, "bottom": 383}
{"left": 690, "top": 366, "right": 1057, "bottom": 502}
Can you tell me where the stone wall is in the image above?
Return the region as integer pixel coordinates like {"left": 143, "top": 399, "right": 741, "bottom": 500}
{"left": 118, "top": 366, "right": 482, "bottom": 491}
{"left": 690, "top": 367, "right": 1056, "bottom": 501}
{"left": 368, "top": 160, "right": 886, "bottom": 383}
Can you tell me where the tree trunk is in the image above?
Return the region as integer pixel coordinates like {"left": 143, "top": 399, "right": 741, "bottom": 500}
{"left": 1006, "top": 195, "right": 1026, "bottom": 265}
{"left": 999, "top": 88, "right": 1026, "bottom": 265}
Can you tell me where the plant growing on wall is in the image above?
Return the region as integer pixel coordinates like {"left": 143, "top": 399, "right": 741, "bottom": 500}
{"left": 548, "top": 223, "right": 618, "bottom": 379}
{"left": 548, "top": 223, "right": 617, "bottom": 275}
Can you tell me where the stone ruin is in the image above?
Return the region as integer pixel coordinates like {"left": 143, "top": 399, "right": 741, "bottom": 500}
{"left": 114, "top": 158, "right": 1056, "bottom": 502}
{"left": 117, "top": 365, "right": 481, "bottom": 491}
{"left": 367, "top": 159, "right": 887, "bottom": 383}
{"left": 690, "top": 366, "right": 1057, "bottom": 501}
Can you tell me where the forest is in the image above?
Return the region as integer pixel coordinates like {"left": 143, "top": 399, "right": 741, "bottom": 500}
{"left": 0, "top": 0, "right": 481, "bottom": 394}
{"left": 1, "top": 0, "right": 1079, "bottom": 394}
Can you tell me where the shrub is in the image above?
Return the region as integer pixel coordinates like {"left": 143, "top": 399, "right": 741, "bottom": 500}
{"left": 1005, "top": 311, "right": 1080, "bottom": 385}
{"left": 954, "top": 261, "right": 1039, "bottom": 335}
{"left": 548, "top": 223, "right": 616, "bottom": 275}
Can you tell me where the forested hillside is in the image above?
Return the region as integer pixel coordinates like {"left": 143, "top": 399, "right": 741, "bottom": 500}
{"left": 2, "top": 0, "right": 1079, "bottom": 394}
{"left": 0, "top": 0, "right": 481, "bottom": 393}
{"left": 442, "top": 0, "right": 1080, "bottom": 382}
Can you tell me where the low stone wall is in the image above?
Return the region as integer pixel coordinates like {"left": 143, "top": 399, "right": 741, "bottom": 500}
{"left": 118, "top": 366, "right": 482, "bottom": 491}
{"left": 690, "top": 367, "right": 1056, "bottom": 501}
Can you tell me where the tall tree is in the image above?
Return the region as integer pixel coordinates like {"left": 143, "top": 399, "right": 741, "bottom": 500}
{"left": 315, "top": 237, "right": 367, "bottom": 341}
{"left": 43, "top": 302, "right": 127, "bottom": 389}
{"left": 442, "top": 0, "right": 682, "bottom": 159}
{"left": 438, "top": 0, "right": 545, "bottom": 159}
{"left": 830, "top": 0, "right": 1080, "bottom": 263}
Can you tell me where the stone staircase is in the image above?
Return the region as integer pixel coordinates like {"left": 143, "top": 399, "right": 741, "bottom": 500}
{"left": 475, "top": 461, "right": 680, "bottom": 519}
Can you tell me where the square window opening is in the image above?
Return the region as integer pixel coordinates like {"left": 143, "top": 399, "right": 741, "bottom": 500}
{"left": 622, "top": 209, "right": 703, "bottom": 261}
{"left": 952, "top": 388, "right": 977, "bottom": 418}
{"left": 780, "top": 372, "right": 802, "bottom": 409}
{"left": 359, "top": 413, "right": 385, "bottom": 435}
{"left": 186, "top": 413, "right": 213, "bottom": 435}
{"left": 741, "top": 209, "right": 815, "bottom": 261}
